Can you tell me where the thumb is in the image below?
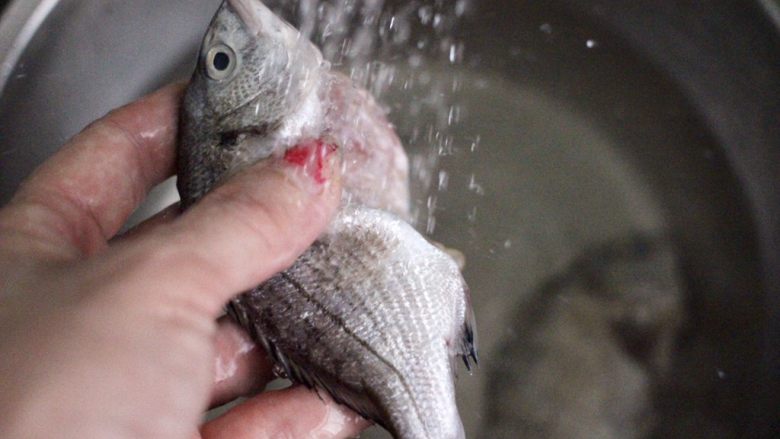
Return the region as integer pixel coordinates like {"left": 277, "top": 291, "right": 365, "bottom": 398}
{"left": 107, "top": 140, "right": 341, "bottom": 316}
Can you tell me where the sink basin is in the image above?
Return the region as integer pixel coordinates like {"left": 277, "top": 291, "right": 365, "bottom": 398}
{"left": 0, "top": 0, "right": 777, "bottom": 437}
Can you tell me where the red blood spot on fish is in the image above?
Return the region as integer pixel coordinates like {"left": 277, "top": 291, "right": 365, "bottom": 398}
{"left": 285, "top": 139, "right": 338, "bottom": 184}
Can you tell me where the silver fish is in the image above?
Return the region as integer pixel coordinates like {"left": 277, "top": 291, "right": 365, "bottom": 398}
{"left": 176, "top": 1, "right": 477, "bottom": 438}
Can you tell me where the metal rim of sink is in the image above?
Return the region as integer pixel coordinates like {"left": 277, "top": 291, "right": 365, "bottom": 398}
{"left": 0, "top": 0, "right": 58, "bottom": 94}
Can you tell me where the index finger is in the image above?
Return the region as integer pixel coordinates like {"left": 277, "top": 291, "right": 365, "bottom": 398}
{"left": 200, "top": 386, "right": 371, "bottom": 439}
{"left": 210, "top": 318, "right": 274, "bottom": 408}
{"left": 1, "top": 84, "right": 184, "bottom": 257}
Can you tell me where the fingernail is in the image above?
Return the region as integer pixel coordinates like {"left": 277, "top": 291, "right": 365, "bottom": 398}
{"left": 281, "top": 138, "right": 340, "bottom": 190}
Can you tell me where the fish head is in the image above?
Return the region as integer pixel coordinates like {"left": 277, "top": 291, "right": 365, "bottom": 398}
{"left": 177, "top": 0, "right": 324, "bottom": 207}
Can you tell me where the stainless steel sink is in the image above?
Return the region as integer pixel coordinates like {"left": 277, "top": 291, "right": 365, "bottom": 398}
{"left": 0, "top": 0, "right": 777, "bottom": 437}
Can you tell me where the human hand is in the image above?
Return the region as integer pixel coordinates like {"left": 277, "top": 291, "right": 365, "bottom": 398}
{"left": 0, "top": 84, "right": 369, "bottom": 438}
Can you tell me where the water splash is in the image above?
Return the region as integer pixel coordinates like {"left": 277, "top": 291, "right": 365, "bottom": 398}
{"left": 265, "top": 0, "right": 472, "bottom": 235}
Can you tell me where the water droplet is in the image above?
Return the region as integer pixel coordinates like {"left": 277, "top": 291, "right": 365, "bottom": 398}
{"left": 438, "top": 171, "right": 450, "bottom": 191}
{"left": 437, "top": 134, "right": 455, "bottom": 156}
{"left": 451, "top": 77, "right": 462, "bottom": 93}
{"left": 433, "top": 13, "right": 444, "bottom": 28}
{"left": 447, "top": 105, "right": 459, "bottom": 125}
{"left": 470, "top": 135, "right": 482, "bottom": 152}
{"left": 427, "top": 195, "right": 438, "bottom": 210}
{"left": 426, "top": 216, "right": 437, "bottom": 234}
{"left": 455, "top": 0, "right": 469, "bottom": 17}
{"left": 468, "top": 174, "right": 485, "bottom": 195}
{"left": 418, "top": 6, "right": 433, "bottom": 25}
{"left": 426, "top": 195, "right": 438, "bottom": 234}
{"left": 467, "top": 207, "right": 478, "bottom": 223}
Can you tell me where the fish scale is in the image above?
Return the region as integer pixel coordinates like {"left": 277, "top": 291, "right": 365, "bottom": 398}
{"left": 177, "top": 1, "right": 477, "bottom": 438}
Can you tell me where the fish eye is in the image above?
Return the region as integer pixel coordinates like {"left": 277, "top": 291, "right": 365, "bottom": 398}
{"left": 206, "top": 44, "right": 237, "bottom": 80}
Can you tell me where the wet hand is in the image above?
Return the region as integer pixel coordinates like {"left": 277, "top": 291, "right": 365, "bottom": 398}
{"left": 0, "top": 84, "right": 367, "bottom": 438}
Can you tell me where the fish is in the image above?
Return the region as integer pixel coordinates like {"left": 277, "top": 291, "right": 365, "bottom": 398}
{"left": 480, "top": 235, "right": 683, "bottom": 439}
{"left": 175, "top": 1, "right": 477, "bottom": 438}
